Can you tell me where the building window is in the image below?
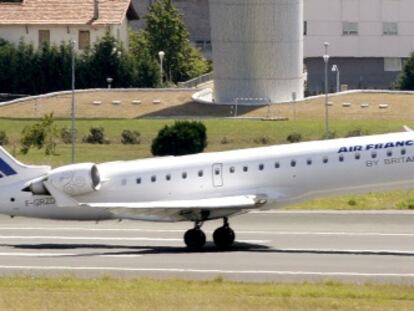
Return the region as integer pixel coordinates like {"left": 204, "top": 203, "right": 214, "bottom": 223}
{"left": 79, "top": 30, "right": 90, "bottom": 50}
{"left": 342, "top": 22, "right": 358, "bottom": 36}
{"left": 38, "top": 30, "right": 50, "bottom": 46}
{"left": 383, "top": 22, "right": 398, "bottom": 36}
{"left": 384, "top": 58, "right": 402, "bottom": 72}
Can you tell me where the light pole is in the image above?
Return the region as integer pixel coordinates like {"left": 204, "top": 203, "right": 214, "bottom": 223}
{"left": 70, "top": 40, "right": 76, "bottom": 163}
{"left": 106, "top": 77, "right": 113, "bottom": 89}
{"left": 323, "top": 42, "right": 330, "bottom": 139}
{"left": 332, "top": 64, "right": 340, "bottom": 93}
{"left": 158, "top": 51, "right": 165, "bottom": 86}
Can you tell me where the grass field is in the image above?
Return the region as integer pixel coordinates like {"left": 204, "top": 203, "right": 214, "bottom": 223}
{"left": 1, "top": 117, "right": 414, "bottom": 210}
{"left": 0, "top": 277, "right": 413, "bottom": 311}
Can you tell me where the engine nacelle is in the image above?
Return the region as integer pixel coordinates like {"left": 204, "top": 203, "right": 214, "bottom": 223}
{"left": 29, "top": 163, "right": 101, "bottom": 197}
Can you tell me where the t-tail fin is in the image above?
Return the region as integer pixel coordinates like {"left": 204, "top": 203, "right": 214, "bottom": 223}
{"left": 0, "top": 146, "right": 50, "bottom": 184}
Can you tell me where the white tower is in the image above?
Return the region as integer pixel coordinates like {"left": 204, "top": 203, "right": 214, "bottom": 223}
{"left": 209, "top": 0, "right": 304, "bottom": 104}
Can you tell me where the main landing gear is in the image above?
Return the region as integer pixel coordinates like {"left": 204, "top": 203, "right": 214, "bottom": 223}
{"left": 184, "top": 218, "right": 235, "bottom": 250}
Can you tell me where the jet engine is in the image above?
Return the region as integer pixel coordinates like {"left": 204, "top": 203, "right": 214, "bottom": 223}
{"left": 27, "top": 163, "right": 101, "bottom": 197}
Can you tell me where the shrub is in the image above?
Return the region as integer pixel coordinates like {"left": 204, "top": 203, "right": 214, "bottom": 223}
{"left": 0, "top": 131, "right": 9, "bottom": 145}
{"left": 286, "top": 133, "right": 302, "bottom": 143}
{"left": 254, "top": 136, "right": 270, "bottom": 145}
{"left": 220, "top": 137, "right": 232, "bottom": 145}
{"left": 121, "top": 130, "right": 141, "bottom": 145}
{"left": 151, "top": 121, "right": 207, "bottom": 156}
{"left": 348, "top": 199, "right": 357, "bottom": 207}
{"left": 60, "top": 127, "right": 73, "bottom": 144}
{"left": 346, "top": 128, "right": 368, "bottom": 138}
{"left": 82, "top": 127, "right": 110, "bottom": 144}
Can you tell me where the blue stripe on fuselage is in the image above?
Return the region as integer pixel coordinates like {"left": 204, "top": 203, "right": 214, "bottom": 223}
{"left": 0, "top": 158, "right": 17, "bottom": 176}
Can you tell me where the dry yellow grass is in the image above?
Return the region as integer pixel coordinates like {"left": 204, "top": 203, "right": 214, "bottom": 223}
{"left": 1, "top": 90, "right": 414, "bottom": 120}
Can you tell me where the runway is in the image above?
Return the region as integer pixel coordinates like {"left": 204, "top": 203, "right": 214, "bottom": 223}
{"left": 0, "top": 211, "right": 413, "bottom": 283}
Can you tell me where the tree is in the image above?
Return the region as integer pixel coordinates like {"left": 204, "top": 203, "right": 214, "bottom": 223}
{"left": 143, "top": 0, "right": 209, "bottom": 83}
{"left": 396, "top": 52, "right": 414, "bottom": 90}
{"left": 21, "top": 113, "right": 58, "bottom": 155}
{"left": 151, "top": 121, "right": 207, "bottom": 156}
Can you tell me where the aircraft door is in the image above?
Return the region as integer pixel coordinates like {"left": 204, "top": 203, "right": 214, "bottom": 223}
{"left": 212, "top": 163, "right": 223, "bottom": 187}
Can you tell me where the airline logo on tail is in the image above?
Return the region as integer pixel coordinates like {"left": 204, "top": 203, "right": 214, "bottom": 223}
{"left": 0, "top": 158, "right": 17, "bottom": 178}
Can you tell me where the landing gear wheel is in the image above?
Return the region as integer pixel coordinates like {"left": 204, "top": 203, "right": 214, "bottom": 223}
{"left": 213, "top": 226, "right": 235, "bottom": 250}
{"left": 184, "top": 228, "right": 206, "bottom": 250}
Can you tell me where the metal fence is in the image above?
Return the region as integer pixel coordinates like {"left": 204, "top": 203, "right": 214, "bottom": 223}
{"left": 177, "top": 72, "right": 214, "bottom": 88}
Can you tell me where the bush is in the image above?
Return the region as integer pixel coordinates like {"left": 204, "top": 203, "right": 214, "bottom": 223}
{"left": 254, "top": 136, "right": 270, "bottom": 145}
{"left": 60, "top": 127, "right": 73, "bottom": 144}
{"left": 121, "top": 130, "right": 141, "bottom": 145}
{"left": 151, "top": 121, "right": 207, "bottom": 156}
{"left": 346, "top": 128, "right": 368, "bottom": 138}
{"left": 0, "top": 131, "right": 9, "bottom": 145}
{"left": 286, "top": 133, "right": 302, "bottom": 143}
{"left": 82, "top": 127, "right": 110, "bottom": 144}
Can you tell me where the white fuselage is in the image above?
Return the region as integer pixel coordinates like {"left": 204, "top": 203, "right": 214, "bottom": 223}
{"left": 2, "top": 131, "right": 414, "bottom": 221}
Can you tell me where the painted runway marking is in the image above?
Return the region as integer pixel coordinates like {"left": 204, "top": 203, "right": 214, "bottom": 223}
{"left": 0, "top": 227, "right": 413, "bottom": 237}
{"left": 0, "top": 252, "right": 142, "bottom": 258}
{"left": 0, "top": 265, "right": 413, "bottom": 278}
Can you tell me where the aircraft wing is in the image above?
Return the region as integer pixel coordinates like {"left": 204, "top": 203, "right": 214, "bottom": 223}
{"left": 81, "top": 195, "right": 267, "bottom": 222}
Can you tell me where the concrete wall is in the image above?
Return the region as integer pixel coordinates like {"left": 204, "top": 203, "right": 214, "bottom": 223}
{"left": 210, "top": 0, "right": 304, "bottom": 104}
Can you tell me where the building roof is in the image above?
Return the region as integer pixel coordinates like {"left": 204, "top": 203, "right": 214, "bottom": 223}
{"left": 0, "top": 0, "right": 139, "bottom": 25}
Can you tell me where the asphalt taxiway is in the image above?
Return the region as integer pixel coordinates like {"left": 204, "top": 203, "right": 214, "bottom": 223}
{"left": 0, "top": 211, "right": 413, "bottom": 283}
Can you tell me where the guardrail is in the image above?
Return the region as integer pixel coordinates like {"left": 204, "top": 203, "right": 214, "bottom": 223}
{"left": 177, "top": 72, "right": 214, "bottom": 88}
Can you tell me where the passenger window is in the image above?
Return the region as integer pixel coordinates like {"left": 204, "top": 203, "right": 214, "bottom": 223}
{"left": 243, "top": 166, "right": 248, "bottom": 172}
{"left": 275, "top": 162, "right": 280, "bottom": 169}
{"left": 323, "top": 157, "right": 328, "bottom": 164}
{"left": 166, "top": 174, "right": 171, "bottom": 181}
{"left": 371, "top": 152, "right": 377, "bottom": 159}
{"left": 307, "top": 159, "right": 312, "bottom": 166}
{"left": 290, "top": 160, "right": 296, "bottom": 167}
{"left": 182, "top": 172, "right": 187, "bottom": 179}
{"left": 401, "top": 149, "right": 407, "bottom": 155}
{"left": 387, "top": 150, "right": 392, "bottom": 157}
{"left": 339, "top": 155, "right": 344, "bottom": 162}
{"left": 355, "top": 153, "right": 361, "bottom": 160}
{"left": 151, "top": 176, "right": 156, "bottom": 183}
{"left": 229, "top": 167, "right": 235, "bottom": 173}
{"left": 136, "top": 178, "right": 141, "bottom": 184}
{"left": 198, "top": 170, "right": 203, "bottom": 177}
{"left": 259, "top": 164, "right": 264, "bottom": 171}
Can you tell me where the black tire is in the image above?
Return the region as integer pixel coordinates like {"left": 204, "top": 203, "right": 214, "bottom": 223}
{"left": 184, "top": 228, "right": 206, "bottom": 250}
{"left": 213, "top": 226, "right": 235, "bottom": 250}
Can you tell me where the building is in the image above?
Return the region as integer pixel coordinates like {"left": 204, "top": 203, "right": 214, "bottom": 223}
{"left": 304, "top": 0, "right": 414, "bottom": 93}
{"left": 210, "top": 0, "right": 304, "bottom": 104}
{"left": 134, "top": 0, "right": 414, "bottom": 93}
{"left": 0, "top": 0, "right": 139, "bottom": 51}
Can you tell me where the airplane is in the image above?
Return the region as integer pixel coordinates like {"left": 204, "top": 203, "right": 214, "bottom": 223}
{"left": 1, "top": 129, "right": 414, "bottom": 250}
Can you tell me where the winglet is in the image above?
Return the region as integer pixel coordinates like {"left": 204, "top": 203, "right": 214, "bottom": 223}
{"left": 403, "top": 125, "right": 414, "bottom": 132}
